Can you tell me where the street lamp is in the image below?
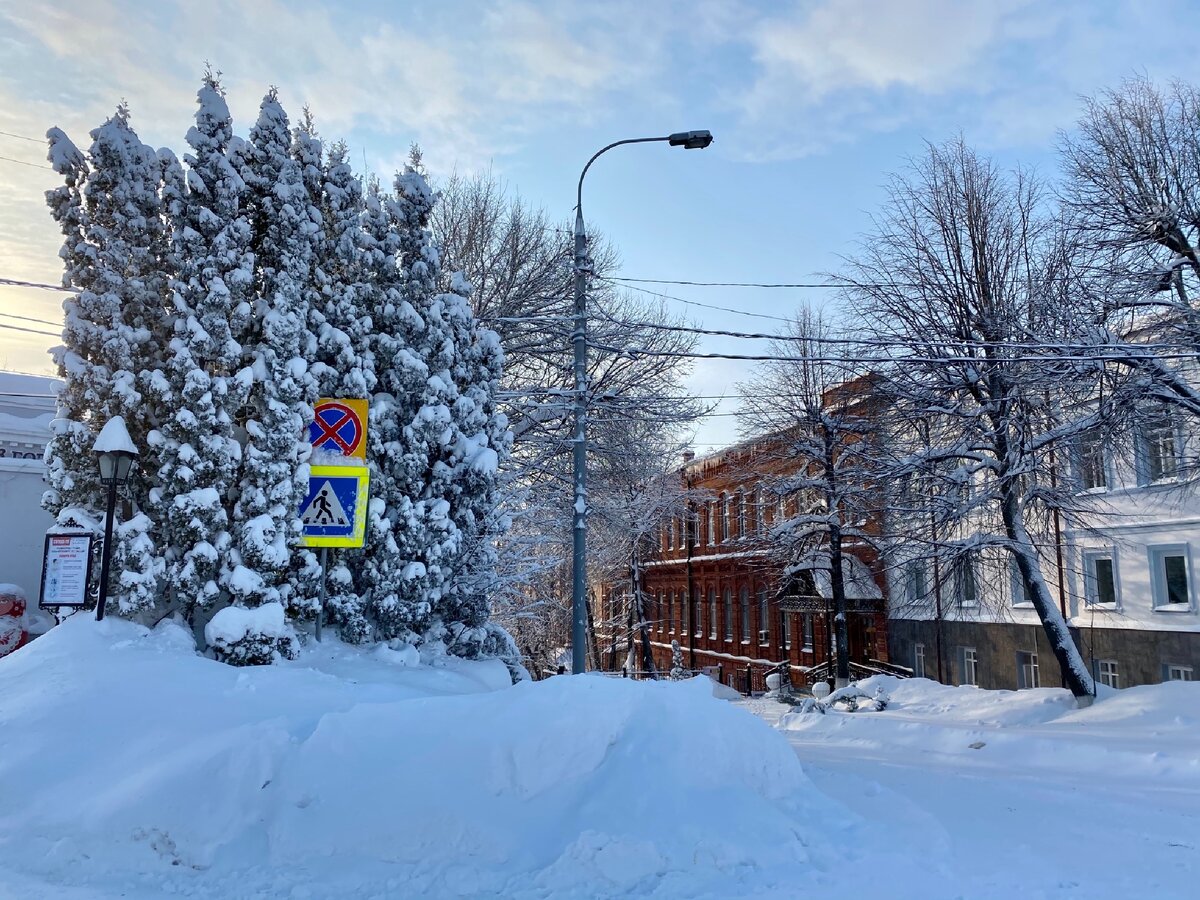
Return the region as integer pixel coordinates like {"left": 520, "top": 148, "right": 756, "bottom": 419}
{"left": 92, "top": 416, "right": 138, "bottom": 621}
{"left": 570, "top": 129, "right": 713, "bottom": 676}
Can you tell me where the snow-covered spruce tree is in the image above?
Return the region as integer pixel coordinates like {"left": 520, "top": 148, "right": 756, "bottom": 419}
{"left": 359, "top": 151, "right": 514, "bottom": 652}
{"left": 43, "top": 109, "right": 170, "bottom": 617}
{"left": 226, "top": 89, "right": 317, "bottom": 611}
{"left": 43, "top": 127, "right": 97, "bottom": 518}
{"left": 352, "top": 176, "right": 414, "bottom": 641}
{"left": 145, "top": 73, "right": 254, "bottom": 621}
{"left": 309, "top": 142, "right": 376, "bottom": 641}
{"left": 437, "top": 271, "right": 516, "bottom": 659}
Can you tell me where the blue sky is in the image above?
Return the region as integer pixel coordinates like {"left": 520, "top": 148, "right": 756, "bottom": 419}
{"left": 3, "top": 0, "right": 1200, "bottom": 449}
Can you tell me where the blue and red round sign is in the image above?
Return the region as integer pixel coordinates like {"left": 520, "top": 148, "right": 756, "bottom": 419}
{"left": 308, "top": 399, "right": 367, "bottom": 459}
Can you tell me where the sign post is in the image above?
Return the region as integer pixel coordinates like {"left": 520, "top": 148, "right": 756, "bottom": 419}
{"left": 302, "top": 398, "right": 370, "bottom": 641}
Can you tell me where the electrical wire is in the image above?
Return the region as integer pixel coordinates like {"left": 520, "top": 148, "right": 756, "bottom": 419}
{"left": 0, "top": 154, "right": 52, "bottom": 170}
{"left": 0, "top": 129, "right": 42, "bottom": 144}
{"left": 0, "top": 311, "right": 62, "bottom": 328}
{"left": 0, "top": 277, "right": 71, "bottom": 292}
{"left": 0, "top": 321, "right": 61, "bottom": 337}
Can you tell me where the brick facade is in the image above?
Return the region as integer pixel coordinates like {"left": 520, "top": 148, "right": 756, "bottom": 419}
{"left": 599, "top": 434, "right": 889, "bottom": 693}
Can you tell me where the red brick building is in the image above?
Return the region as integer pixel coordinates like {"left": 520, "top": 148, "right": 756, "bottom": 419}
{"left": 599, "top": 431, "right": 891, "bottom": 693}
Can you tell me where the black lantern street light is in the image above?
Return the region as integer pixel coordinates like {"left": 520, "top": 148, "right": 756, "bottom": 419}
{"left": 93, "top": 416, "right": 138, "bottom": 621}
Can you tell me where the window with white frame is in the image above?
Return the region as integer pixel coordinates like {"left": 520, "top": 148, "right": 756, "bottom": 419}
{"left": 723, "top": 586, "right": 733, "bottom": 641}
{"left": 708, "top": 586, "right": 718, "bottom": 639}
{"left": 954, "top": 554, "right": 978, "bottom": 608}
{"left": 737, "top": 490, "right": 746, "bottom": 539}
{"left": 802, "top": 614, "right": 814, "bottom": 651}
{"left": 776, "top": 491, "right": 787, "bottom": 523}
{"left": 667, "top": 590, "right": 674, "bottom": 633}
{"left": 693, "top": 587, "right": 702, "bottom": 636}
{"left": 959, "top": 646, "right": 978, "bottom": 686}
{"left": 1143, "top": 416, "right": 1180, "bottom": 483}
{"left": 740, "top": 585, "right": 751, "bottom": 642}
{"left": 721, "top": 494, "right": 731, "bottom": 543}
{"left": 758, "top": 585, "right": 770, "bottom": 645}
{"left": 1076, "top": 430, "right": 1108, "bottom": 491}
{"left": 914, "top": 643, "right": 926, "bottom": 679}
{"left": 1150, "top": 546, "right": 1192, "bottom": 609}
{"left": 781, "top": 609, "right": 791, "bottom": 649}
{"left": 754, "top": 484, "right": 765, "bottom": 534}
{"left": 1166, "top": 664, "right": 1193, "bottom": 681}
{"left": 706, "top": 501, "right": 716, "bottom": 546}
{"left": 1096, "top": 659, "right": 1120, "bottom": 689}
{"left": 667, "top": 518, "right": 675, "bottom": 550}
{"left": 1083, "top": 552, "right": 1118, "bottom": 606}
{"left": 1016, "top": 650, "right": 1039, "bottom": 689}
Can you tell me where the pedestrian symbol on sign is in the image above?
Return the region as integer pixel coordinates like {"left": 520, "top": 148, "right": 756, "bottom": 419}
{"left": 301, "top": 481, "right": 349, "bottom": 527}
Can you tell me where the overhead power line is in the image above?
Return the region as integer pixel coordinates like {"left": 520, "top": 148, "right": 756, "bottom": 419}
{"left": 0, "top": 311, "right": 62, "bottom": 328}
{"left": 0, "top": 129, "right": 42, "bottom": 144}
{"left": 0, "top": 277, "right": 72, "bottom": 292}
{"left": 0, "top": 154, "right": 52, "bottom": 170}
{"left": 585, "top": 339, "right": 1200, "bottom": 366}
{"left": 608, "top": 276, "right": 842, "bottom": 289}
{"left": 0, "top": 321, "right": 61, "bottom": 338}
{"left": 597, "top": 277, "right": 793, "bottom": 324}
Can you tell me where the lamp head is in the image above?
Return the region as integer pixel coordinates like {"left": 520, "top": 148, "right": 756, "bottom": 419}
{"left": 97, "top": 449, "right": 137, "bottom": 487}
{"left": 668, "top": 130, "right": 714, "bottom": 150}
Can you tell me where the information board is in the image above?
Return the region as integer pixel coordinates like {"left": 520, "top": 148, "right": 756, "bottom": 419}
{"left": 39, "top": 532, "right": 94, "bottom": 608}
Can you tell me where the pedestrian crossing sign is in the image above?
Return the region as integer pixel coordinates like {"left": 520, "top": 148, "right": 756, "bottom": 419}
{"left": 299, "top": 465, "right": 370, "bottom": 548}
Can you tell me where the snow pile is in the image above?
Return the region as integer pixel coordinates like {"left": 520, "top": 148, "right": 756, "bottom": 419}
{"left": 0, "top": 619, "right": 931, "bottom": 898}
{"left": 777, "top": 675, "right": 1200, "bottom": 783}
{"left": 204, "top": 601, "right": 298, "bottom": 665}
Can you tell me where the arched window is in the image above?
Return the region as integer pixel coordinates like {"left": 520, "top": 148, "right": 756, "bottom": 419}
{"left": 666, "top": 591, "right": 674, "bottom": 634}
{"left": 721, "top": 493, "right": 730, "bottom": 543}
{"left": 692, "top": 587, "right": 702, "bottom": 636}
{"left": 758, "top": 585, "right": 770, "bottom": 645}
{"left": 737, "top": 490, "right": 746, "bottom": 539}
{"left": 680, "top": 588, "right": 688, "bottom": 635}
{"left": 707, "top": 501, "right": 716, "bottom": 546}
{"left": 754, "top": 484, "right": 765, "bottom": 534}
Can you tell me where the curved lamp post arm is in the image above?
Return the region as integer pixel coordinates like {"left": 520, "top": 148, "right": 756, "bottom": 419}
{"left": 577, "top": 137, "right": 670, "bottom": 225}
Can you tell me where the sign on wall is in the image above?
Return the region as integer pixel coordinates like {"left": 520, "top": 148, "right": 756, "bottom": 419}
{"left": 39, "top": 532, "right": 94, "bottom": 608}
{"left": 299, "top": 465, "right": 370, "bottom": 548}
{"left": 307, "top": 398, "right": 368, "bottom": 460}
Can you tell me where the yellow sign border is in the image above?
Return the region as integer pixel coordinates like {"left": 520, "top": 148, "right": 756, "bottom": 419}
{"left": 300, "top": 464, "right": 370, "bottom": 548}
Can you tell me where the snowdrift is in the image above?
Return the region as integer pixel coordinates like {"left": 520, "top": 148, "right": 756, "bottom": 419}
{"left": 0, "top": 618, "right": 916, "bottom": 898}
{"left": 778, "top": 674, "right": 1200, "bottom": 784}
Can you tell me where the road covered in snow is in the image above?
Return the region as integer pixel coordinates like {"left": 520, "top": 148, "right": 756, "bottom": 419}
{"left": 745, "top": 676, "right": 1200, "bottom": 899}
{"left": 0, "top": 617, "right": 1195, "bottom": 898}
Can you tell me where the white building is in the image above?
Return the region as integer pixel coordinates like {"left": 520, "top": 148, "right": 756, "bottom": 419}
{"left": 888, "top": 410, "right": 1199, "bottom": 690}
{"left": 0, "top": 372, "right": 58, "bottom": 605}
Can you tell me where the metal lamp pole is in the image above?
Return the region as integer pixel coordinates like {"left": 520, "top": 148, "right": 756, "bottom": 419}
{"left": 571, "top": 130, "right": 713, "bottom": 676}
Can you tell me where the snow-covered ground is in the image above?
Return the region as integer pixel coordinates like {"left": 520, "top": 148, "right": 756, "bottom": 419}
{"left": 746, "top": 676, "right": 1200, "bottom": 899}
{"left": 1, "top": 622, "right": 1196, "bottom": 898}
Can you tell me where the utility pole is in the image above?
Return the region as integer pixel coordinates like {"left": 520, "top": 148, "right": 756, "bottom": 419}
{"left": 569, "top": 131, "right": 713, "bottom": 676}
